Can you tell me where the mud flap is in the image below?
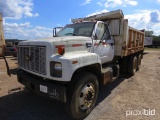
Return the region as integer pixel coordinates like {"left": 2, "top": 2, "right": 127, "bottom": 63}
{"left": 3, "top": 56, "right": 11, "bottom": 77}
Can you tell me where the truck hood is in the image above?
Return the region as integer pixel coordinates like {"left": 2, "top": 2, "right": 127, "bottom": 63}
{"left": 44, "top": 36, "right": 91, "bottom": 42}
{"left": 18, "top": 36, "right": 92, "bottom": 55}
{"left": 19, "top": 36, "right": 91, "bottom": 45}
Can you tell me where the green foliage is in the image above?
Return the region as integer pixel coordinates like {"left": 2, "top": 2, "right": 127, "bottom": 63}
{"left": 145, "top": 31, "right": 160, "bottom": 44}
{"left": 153, "top": 36, "right": 160, "bottom": 41}
{"left": 145, "top": 31, "right": 153, "bottom": 37}
{"left": 153, "top": 35, "right": 160, "bottom": 45}
{"left": 145, "top": 48, "right": 160, "bottom": 51}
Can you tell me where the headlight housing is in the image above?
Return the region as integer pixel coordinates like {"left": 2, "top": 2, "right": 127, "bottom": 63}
{"left": 55, "top": 63, "right": 62, "bottom": 71}
{"left": 50, "top": 62, "right": 62, "bottom": 78}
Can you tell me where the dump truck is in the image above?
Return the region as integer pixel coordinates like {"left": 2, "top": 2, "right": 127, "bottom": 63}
{"left": 17, "top": 10, "right": 145, "bottom": 119}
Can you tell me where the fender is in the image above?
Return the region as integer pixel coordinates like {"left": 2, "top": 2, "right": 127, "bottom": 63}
{"left": 53, "top": 51, "right": 101, "bottom": 81}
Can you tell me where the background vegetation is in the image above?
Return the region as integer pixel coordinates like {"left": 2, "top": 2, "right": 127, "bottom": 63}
{"left": 145, "top": 31, "right": 160, "bottom": 45}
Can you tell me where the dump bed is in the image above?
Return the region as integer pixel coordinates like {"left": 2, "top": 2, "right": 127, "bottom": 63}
{"left": 121, "top": 20, "right": 144, "bottom": 56}
{"left": 71, "top": 10, "right": 145, "bottom": 57}
{"left": 0, "top": 13, "right": 5, "bottom": 57}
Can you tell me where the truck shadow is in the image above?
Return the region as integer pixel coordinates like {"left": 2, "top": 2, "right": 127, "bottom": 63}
{"left": 97, "top": 76, "right": 127, "bottom": 105}
{"left": 143, "top": 52, "right": 149, "bottom": 55}
{"left": 0, "top": 89, "right": 72, "bottom": 120}
{"left": 0, "top": 77, "right": 130, "bottom": 120}
{"left": 9, "top": 68, "right": 18, "bottom": 75}
{"left": 10, "top": 57, "right": 17, "bottom": 60}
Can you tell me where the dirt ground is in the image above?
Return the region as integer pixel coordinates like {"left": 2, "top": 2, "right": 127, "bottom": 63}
{"left": 0, "top": 49, "right": 160, "bottom": 120}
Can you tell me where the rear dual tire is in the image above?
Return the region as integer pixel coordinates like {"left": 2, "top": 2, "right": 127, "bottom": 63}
{"left": 137, "top": 54, "right": 142, "bottom": 71}
{"left": 128, "top": 56, "right": 137, "bottom": 76}
{"left": 128, "top": 54, "right": 142, "bottom": 76}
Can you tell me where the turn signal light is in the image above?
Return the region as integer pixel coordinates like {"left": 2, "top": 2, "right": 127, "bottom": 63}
{"left": 58, "top": 47, "right": 65, "bottom": 55}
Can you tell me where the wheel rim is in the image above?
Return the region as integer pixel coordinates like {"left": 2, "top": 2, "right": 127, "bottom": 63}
{"left": 79, "top": 83, "right": 95, "bottom": 110}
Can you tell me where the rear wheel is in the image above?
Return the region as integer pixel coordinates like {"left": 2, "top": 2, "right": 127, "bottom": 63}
{"left": 65, "top": 72, "right": 99, "bottom": 120}
{"left": 128, "top": 56, "right": 137, "bottom": 76}
{"left": 137, "top": 54, "right": 142, "bottom": 71}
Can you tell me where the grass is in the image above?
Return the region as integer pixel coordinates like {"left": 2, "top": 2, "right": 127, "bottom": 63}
{"left": 144, "top": 47, "right": 160, "bottom": 51}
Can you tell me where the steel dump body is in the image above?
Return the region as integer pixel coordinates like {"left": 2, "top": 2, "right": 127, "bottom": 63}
{"left": 122, "top": 25, "right": 144, "bottom": 56}
{"left": 71, "top": 9, "right": 145, "bottom": 57}
{"left": 0, "top": 13, "right": 5, "bottom": 57}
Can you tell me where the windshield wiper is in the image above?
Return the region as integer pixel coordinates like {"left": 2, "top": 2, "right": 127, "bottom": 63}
{"left": 65, "top": 33, "right": 79, "bottom": 36}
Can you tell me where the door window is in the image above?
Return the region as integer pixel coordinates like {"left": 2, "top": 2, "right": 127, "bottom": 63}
{"left": 96, "top": 23, "right": 110, "bottom": 40}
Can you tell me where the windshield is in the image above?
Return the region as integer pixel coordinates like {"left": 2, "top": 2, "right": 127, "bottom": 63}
{"left": 57, "top": 22, "right": 95, "bottom": 37}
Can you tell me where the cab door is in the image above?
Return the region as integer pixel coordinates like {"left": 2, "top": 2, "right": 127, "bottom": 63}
{"left": 93, "top": 21, "right": 114, "bottom": 64}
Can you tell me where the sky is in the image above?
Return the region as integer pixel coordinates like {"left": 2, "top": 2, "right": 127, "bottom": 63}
{"left": 0, "top": 0, "right": 160, "bottom": 40}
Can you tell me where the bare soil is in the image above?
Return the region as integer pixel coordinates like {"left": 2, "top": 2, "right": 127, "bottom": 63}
{"left": 0, "top": 50, "right": 160, "bottom": 120}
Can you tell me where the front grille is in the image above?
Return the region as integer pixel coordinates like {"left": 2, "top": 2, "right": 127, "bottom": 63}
{"left": 17, "top": 46, "right": 46, "bottom": 75}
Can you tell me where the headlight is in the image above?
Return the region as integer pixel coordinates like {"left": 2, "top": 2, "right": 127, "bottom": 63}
{"left": 55, "top": 63, "right": 62, "bottom": 71}
{"left": 50, "top": 62, "right": 62, "bottom": 78}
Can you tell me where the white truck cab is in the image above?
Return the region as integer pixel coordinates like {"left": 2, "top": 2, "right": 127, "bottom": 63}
{"left": 56, "top": 21, "right": 114, "bottom": 64}
{"left": 17, "top": 10, "right": 145, "bottom": 119}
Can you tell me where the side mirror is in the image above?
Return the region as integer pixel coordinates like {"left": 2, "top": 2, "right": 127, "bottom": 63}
{"left": 53, "top": 27, "right": 63, "bottom": 37}
{"left": 108, "top": 19, "right": 120, "bottom": 36}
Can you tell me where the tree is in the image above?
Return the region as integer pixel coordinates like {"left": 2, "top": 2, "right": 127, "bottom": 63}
{"left": 153, "top": 35, "right": 160, "bottom": 41}
{"left": 145, "top": 31, "right": 153, "bottom": 37}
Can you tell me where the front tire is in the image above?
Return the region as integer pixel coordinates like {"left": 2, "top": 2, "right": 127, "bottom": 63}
{"left": 65, "top": 72, "right": 99, "bottom": 120}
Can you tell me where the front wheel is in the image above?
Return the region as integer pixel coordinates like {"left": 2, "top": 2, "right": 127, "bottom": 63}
{"left": 65, "top": 72, "right": 99, "bottom": 120}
